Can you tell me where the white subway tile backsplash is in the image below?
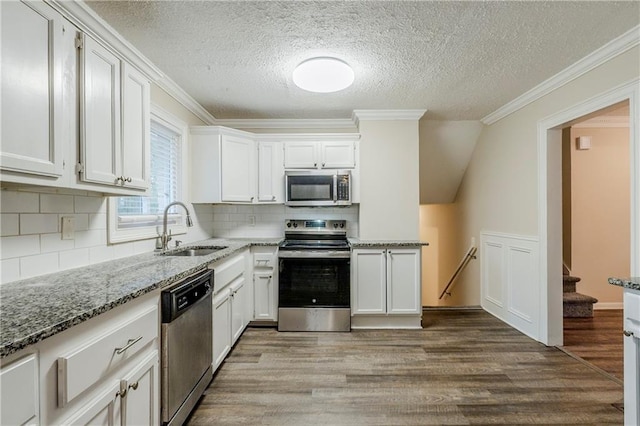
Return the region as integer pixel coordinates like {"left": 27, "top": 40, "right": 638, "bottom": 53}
{"left": 89, "top": 245, "right": 115, "bottom": 264}
{"left": 1, "top": 214, "right": 19, "bottom": 236}
{"left": 1, "top": 190, "right": 39, "bottom": 213}
{"left": 0, "top": 235, "right": 40, "bottom": 259}
{"left": 59, "top": 248, "right": 90, "bottom": 270}
{"left": 40, "top": 233, "right": 75, "bottom": 253}
{"left": 19, "top": 214, "right": 59, "bottom": 235}
{"left": 0, "top": 258, "right": 20, "bottom": 284}
{"left": 74, "top": 195, "right": 106, "bottom": 213}
{"left": 20, "top": 253, "right": 59, "bottom": 279}
{"left": 88, "top": 213, "right": 107, "bottom": 230}
{"left": 40, "top": 194, "right": 74, "bottom": 213}
{"left": 74, "top": 229, "right": 106, "bottom": 249}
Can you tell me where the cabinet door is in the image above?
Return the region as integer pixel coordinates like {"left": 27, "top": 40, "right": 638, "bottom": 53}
{"left": 230, "top": 278, "right": 246, "bottom": 344}
{"left": 80, "top": 34, "right": 122, "bottom": 186}
{"left": 387, "top": 249, "right": 421, "bottom": 314}
{"left": 220, "top": 135, "right": 254, "bottom": 202}
{"left": 121, "top": 62, "right": 150, "bottom": 190}
{"left": 0, "top": 354, "right": 39, "bottom": 426}
{"left": 624, "top": 290, "right": 640, "bottom": 426}
{"left": 253, "top": 272, "right": 275, "bottom": 320}
{"left": 283, "top": 141, "right": 318, "bottom": 169}
{"left": 320, "top": 141, "right": 355, "bottom": 169}
{"left": 257, "top": 141, "right": 283, "bottom": 202}
{"left": 121, "top": 352, "right": 159, "bottom": 426}
{"left": 351, "top": 249, "right": 387, "bottom": 314}
{"left": 63, "top": 381, "right": 121, "bottom": 426}
{"left": 212, "top": 289, "right": 231, "bottom": 371}
{"left": 0, "top": 0, "right": 64, "bottom": 177}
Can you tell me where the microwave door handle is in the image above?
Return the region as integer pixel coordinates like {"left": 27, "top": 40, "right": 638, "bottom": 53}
{"left": 333, "top": 174, "right": 338, "bottom": 202}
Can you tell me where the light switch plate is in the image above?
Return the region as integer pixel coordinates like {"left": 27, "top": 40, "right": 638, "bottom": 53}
{"left": 61, "top": 216, "right": 75, "bottom": 240}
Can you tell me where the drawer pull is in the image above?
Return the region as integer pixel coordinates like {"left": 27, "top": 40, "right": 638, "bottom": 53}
{"left": 116, "top": 380, "right": 127, "bottom": 399}
{"left": 115, "top": 336, "right": 143, "bottom": 354}
{"left": 623, "top": 330, "right": 635, "bottom": 337}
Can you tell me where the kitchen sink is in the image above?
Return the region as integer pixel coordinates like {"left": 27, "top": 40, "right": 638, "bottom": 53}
{"left": 162, "top": 246, "right": 227, "bottom": 257}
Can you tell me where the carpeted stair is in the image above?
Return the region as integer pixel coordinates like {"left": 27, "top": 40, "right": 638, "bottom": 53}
{"left": 562, "top": 273, "right": 598, "bottom": 318}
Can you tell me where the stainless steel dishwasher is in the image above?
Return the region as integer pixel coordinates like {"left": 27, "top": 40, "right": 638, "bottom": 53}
{"left": 161, "top": 269, "right": 213, "bottom": 426}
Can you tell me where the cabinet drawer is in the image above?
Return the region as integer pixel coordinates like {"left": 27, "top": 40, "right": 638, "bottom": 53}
{"left": 57, "top": 305, "right": 158, "bottom": 406}
{"left": 214, "top": 254, "right": 245, "bottom": 293}
{"left": 1, "top": 354, "right": 38, "bottom": 425}
{"left": 254, "top": 253, "right": 275, "bottom": 269}
{"left": 624, "top": 290, "right": 640, "bottom": 337}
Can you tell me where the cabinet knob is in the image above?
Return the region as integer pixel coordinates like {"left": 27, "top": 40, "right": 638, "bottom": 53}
{"left": 322, "top": 162, "right": 325, "bottom": 167}
{"left": 125, "top": 177, "right": 132, "bottom": 183}
{"left": 272, "top": 195, "right": 276, "bottom": 201}
{"left": 314, "top": 163, "right": 317, "bottom": 167}
{"left": 128, "top": 381, "right": 139, "bottom": 391}
{"left": 623, "top": 330, "right": 635, "bottom": 337}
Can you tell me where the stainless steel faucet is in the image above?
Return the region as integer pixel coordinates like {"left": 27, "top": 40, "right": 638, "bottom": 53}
{"left": 157, "top": 201, "right": 194, "bottom": 251}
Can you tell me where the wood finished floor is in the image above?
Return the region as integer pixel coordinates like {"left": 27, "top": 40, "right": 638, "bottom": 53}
{"left": 186, "top": 310, "right": 623, "bottom": 425}
{"left": 562, "top": 309, "right": 624, "bottom": 380}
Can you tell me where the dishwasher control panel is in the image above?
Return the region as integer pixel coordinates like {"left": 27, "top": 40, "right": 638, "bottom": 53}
{"left": 161, "top": 269, "right": 213, "bottom": 323}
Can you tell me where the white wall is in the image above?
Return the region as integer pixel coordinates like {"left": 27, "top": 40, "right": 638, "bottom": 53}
{"left": 358, "top": 119, "right": 421, "bottom": 240}
{"left": 454, "top": 46, "right": 639, "bottom": 308}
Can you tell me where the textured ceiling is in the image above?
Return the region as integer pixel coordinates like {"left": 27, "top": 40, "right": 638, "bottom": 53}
{"left": 86, "top": 1, "right": 639, "bottom": 120}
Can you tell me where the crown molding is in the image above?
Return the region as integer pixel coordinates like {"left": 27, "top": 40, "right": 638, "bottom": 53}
{"left": 155, "top": 77, "right": 217, "bottom": 125}
{"left": 482, "top": 24, "right": 640, "bottom": 125}
{"left": 48, "top": 0, "right": 163, "bottom": 81}
{"left": 253, "top": 133, "right": 361, "bottom": 142}
{"left": 572, "top": 115, "right": 630, "bottom": 128}
{"left": 189, "top": 126, "right": 254, "bottom": 138}
{"left": 352, "top": 110, "right": 427, "bottom": 125}
{"left": 213, "top": 118, "right": 356, "bottom": 130}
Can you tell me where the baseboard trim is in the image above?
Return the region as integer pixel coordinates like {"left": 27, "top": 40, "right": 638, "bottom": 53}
{"left": 422, "top": 305, "right": 482, "bottom": 311}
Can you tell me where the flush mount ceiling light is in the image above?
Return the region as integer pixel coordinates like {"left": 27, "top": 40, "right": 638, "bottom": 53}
{"left": 293, "top": 57, "right": 354, "bottom": 93}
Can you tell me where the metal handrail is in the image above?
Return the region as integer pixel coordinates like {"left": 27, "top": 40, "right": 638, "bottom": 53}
{"left": 439, "top": 245, "right": 477, "bottom": 299}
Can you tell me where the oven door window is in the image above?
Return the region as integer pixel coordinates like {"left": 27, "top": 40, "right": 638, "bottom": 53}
{"left": 287, "top": 175, "right": 334, "bottom": 202}
{"left": 279, "top": 258, "right": 350, "bottom": 307}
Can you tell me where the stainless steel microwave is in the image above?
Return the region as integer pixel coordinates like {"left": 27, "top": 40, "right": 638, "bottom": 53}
{"left": 285, "top": 170, "right": 351, "bottom": 207}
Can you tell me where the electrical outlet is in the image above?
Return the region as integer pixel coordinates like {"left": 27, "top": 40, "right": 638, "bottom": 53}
{"left": 248, "top": 215, "right": 256, "bottom": 226}
{"left": 61, "top": 216, "right": 75, "bottom": 240}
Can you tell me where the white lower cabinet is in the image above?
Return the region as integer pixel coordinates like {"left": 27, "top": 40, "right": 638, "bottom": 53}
{"left": 624, "top": 288, "right": 640, "bottom": 426}
{"left": 351, "top": 247, "right": 421, "bottom": 328}
{"left": 252, "top": 246, "right": 278, "bottom": 322}
{"left": 212, "top": 288, "right": 232, "bottom": 370}
{"left": 211, "top": 249, "right": 251, "bottom": 373}
{"left": 0, "top": 353, "right": 39, "bottom": 425}
{"left": 34, "top": 291, "right": 160, "bottom": 425}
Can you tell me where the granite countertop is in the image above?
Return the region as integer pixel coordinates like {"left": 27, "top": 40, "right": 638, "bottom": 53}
{"left": 608, "top": 277, "right": 640, "bottom": 291}
{"left": 0, "top": 237, "right": 282, "bottom": 358}
{"left": 348, "top": 238, "right": 429, "bottom": 247}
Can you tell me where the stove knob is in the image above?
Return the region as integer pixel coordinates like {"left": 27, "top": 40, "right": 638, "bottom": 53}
{"left": 333, "top": 223, "right": 338, "bottom": 228}
{"left": 286, "top": 222, "right": 292, "bottom": 228}
{"left": 312, "top": 299, "right": 317, "bottom": 304}
{"left": 340, "top": 223, "right": 345, "bottom": 228}
{"left": 293, "top": 223, "right": 298, "bottom": 228}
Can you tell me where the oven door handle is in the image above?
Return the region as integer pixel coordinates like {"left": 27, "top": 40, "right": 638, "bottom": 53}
{"left": 278, "top": 250, "right": 351, "bottom": 259}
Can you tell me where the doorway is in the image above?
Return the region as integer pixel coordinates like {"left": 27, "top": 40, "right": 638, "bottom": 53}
{"left": 559, "top": 103, "right": 629, "bottom": 379}
{"left": 537, "top": 80, "right": 639, "bottom": 347}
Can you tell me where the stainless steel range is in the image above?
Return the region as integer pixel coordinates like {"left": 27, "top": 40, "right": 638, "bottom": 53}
{"left": 278, "top": 219, "right": 351, "bottom": 332}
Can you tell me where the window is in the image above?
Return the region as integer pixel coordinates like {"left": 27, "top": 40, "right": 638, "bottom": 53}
{"left": 108, "top": 106, "right": 189, "bottom": 244}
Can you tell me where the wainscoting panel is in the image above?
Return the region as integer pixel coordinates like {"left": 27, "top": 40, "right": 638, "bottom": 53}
{"left": 481, "top": 232, "right": 540, "bottom": 340}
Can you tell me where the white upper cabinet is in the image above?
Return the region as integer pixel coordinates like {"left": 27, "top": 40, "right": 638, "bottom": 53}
{"left": 256, "top": 141, "right": 284, "bottom": 203}
{"left": 80, "top": 34, "right": 122, "bottom": 187}
{"left": 121, "top": 63, "right": 151, "bottom": 190}
{"left": 79, "top": 34, "right": 150, "bottom": 192}
{"left": 284, "top": 140, "right": 356, "bottom": 169}
{"left": 220, "top": 134, "right": 255, "bottom": 202}
{"left": 0, "top": 0, "right": 64, "bottom": 178}
{"left": 191, "top": 127, "right": 285, "bottom": 204}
